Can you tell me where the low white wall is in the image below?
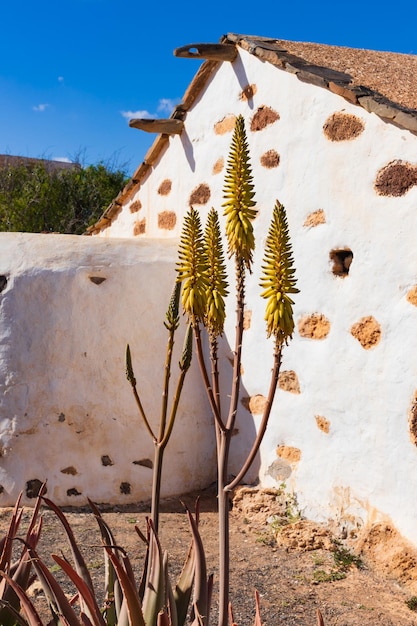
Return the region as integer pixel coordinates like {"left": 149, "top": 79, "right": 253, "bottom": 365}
{"left": 0, "top": 233, "right": 219, "bottom": 506}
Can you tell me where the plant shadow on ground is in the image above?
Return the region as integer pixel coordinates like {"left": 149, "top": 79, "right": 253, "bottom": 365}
{"left": 2, "top": 486, "right": 417, "bottom": 626}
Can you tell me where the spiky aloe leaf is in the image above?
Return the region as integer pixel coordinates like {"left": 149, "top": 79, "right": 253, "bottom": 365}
{"left": 222, "top": 114, "right": 257, "bottom": 269}
{"left": 260, "top": 201, "right": 299, "bottom": 342}
{"left": 0, "top": 572, "right": 43, "bottom": 626}
{"left": 203, "top": 208, "right": 228, "bottom": 336}
{"left": 142, "top": 520, "right": 165, "bottom": 626}
{"left": 176, "top": 207, "right": 209, "bottom": 320}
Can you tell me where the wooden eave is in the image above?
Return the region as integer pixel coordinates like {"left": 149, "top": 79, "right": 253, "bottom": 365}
{"left": 87, "top": 33, "right": 417, "bottom": 235}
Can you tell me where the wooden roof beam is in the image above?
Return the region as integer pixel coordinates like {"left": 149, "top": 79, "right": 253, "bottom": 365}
{"left": 128, "top": 118, "right": 184, "bottom": 134}
{"left": 174, "top": 43, "right": 237, "bottom": 62}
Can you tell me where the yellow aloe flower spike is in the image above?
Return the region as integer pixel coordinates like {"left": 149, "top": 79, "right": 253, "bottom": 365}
{"left": 176, "top": 207, "right": 209, "bottom": 321}
{"left": 260, "top": 201, "right": 299, "bottom": 343}
{"left": 204, "top": 208, "right": 229, "bottom": 336}
{"left": 222, "top": 114, "right": 257, "bottom": 270}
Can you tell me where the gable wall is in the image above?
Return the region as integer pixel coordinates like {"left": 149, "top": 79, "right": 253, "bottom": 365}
{"left": 96, "top": 48, "right": 417, "bottom": 546}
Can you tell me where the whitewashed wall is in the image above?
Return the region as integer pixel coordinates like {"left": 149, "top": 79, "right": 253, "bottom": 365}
{"left": 93, "top": 48, "right": 417, "bottom": 547}
{"left": 0, "top": 233, "right": 223, "bottom": 506}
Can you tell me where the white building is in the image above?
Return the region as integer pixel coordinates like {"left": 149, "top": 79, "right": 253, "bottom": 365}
{"left": 2, "top": 34, "right": 417, "bottom": 550}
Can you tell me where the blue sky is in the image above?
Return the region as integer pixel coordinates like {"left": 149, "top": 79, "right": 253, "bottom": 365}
{"left": 1, "top": 0, "right": 416, "bottom": 176}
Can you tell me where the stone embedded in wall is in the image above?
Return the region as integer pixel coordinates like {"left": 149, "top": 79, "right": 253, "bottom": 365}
{"left": 213, "top": 157, "right": 224, "bottom": 175}
{"left": 409, "top": 392, "right": 417, "bottom": 446}
{"left": 276, "top": 445, "right": 301, "bottom": 463}
{"left": 240, "top": 84, "right": 257, "bottom": 101}
{"left": 214, "top": 115, "right": 236, "bottom": 135}
{"left": 158, "top": 211, "right": 177, "bottom": 230}
{"left": 158, "top": 179, "right": 172, "bottom": 196}
{"left": 67, "top": 488, "right": 82, "bottom": 497}
{"left": 133, "top": 458, "right": 153, "bottom": 469}
{"left": 278, "top": 370, "right": 301, "bottom": 394}
{"left": 266, "top": 458, "right": 292, "bottom": 480}
{"left": 61, "top": 466, "right": 78, "bottom": 475}
{"left": 101, "top": 455, "right": 113, "bottom": 467}
{"left": 298, "top": 313, "right": 331, "bottom": 340}
{"left": 130, "top": 200, "right": 142, "bottom": 213}
{"left": 133, "top": 219, "right": 146, "bottom": 236}
{"left": 323, "top": 112, "right": 364, "bottom": 141}
{"left": 120, "top": 482, "right": 131, "bottom": 495}
{"left": 407, "top": 286, "right": 417, "bottom": 307}
{"left": 243, "top": 310, "right": 252, "bottom": 330}
{"left": 329, "top": 248, "right": 353, "bottom": 277}
{"left": 89, "top": 276, "right": 106, "bottom": 285}
{"left": 0, "top": 275, "right": 7, "bottom": 293}
{"left": 26, "top": 479, "right": 45, "bottom": 499}
{"left": 241, "top": 394, "right": 267, "bottom": 415}
{"left": 374, "top": 160, "right": 417, "bottom": 197}
{"left": 250, "top": 106, "right": 280, "bottom": 132}
{"left": 315, "top": 415, "right": 330, "bottom": 433}
{"left": 303, "top": 209, "right": 326, "bottom": 228}
{"left": 189, "top": 183, "right": 211, "bottom": 206}
{"left": 260, "top": 149, "right": 280, "bottom": 169}
{"left": 351, "top": 316, "right": 381, "bottom": 350}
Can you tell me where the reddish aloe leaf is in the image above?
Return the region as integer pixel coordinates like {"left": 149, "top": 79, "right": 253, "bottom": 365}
{"left": 87, "top": 499, "right": 123, "bottom": 618}
{"left": 253, "top": 590, "right": 262, "bottom": 626}
{"left": 142, "top": 521, "right": 165, "bottom": 626}
{"left": 317, "top": 608, "right": 325, "bottom": 625}
{"left": 0, "top": 570, "right": 43, "bottom": 626}
{"left": 41, "top": 497, "right": 94, "bottom": 594}
{"left": 157, "top": 608, "right": 171, "bottom": 626}
{"left": 26, "top": 546, "right": 80, "bottom": 626}
{"left": 104, "top": 545, "right": 146, "bottom": 626}
{"left": 186, "top": 509, "right": 209, "bottom": 625}
{"left": 52, "top": 554, "right": 106, "bottom": 626}
{"left": 0, "top": 493, "right": 23, "bottom": 573}
{"left": 228, "top": 603, "right": 237, "bottom": 626}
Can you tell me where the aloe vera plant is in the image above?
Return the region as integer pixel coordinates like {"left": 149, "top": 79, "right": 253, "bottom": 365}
{"left": 0, "top": 487, "right": 45, "bottom": 626}
{"left": 176, "top": 115, "right": 299, "bottom": 626}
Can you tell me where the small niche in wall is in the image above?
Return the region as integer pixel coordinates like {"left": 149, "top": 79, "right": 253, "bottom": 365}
{"left": 0, "top": 275, "right": 7, "bottom": 293}
{"left": 329, "top": 249, "right": 353, "bottom": 277}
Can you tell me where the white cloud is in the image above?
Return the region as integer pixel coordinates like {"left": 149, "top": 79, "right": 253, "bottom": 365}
{"left": 120, "top": 109, "right": 153, "bottom": 121}
{"left": 157, "top": 98, "right": 178, "bottom": 114}
{"left": 120, "top": 98, "right": 180, "bottom": 122}
{"left": 33, "top": 103, "right": 49, "bottom": 112}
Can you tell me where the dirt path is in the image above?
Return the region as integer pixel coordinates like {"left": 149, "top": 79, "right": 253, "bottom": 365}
{"left": 2, "top": 486, "right": 417, "bottom": 625}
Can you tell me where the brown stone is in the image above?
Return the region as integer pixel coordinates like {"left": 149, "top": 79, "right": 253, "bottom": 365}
{"left": 250, "top": 106, "right": 280, "bottom": 132}
{"left": 328, "top": 81, "right": 359, "bottom": 104}
{"left": 276, "top": 445, "right": 301, "bottom": 463}
{"left": 303, "top": 209, "right": 326, "bottom": 228}
{"left": 240, "top": 84, "right": 257, "bottom": 101}
{"left": 374, "top": 160, "right": 417, "bottom": 197}
{"left": 214, "top": 115, "right": 236, "bottom": 135}
{"left": 133, "top": 219, "right": 146, "bottom": 236}
{"left": 129, "top": 199, "right": 142, "bottom": 213}
{"left": 350, "top": 316, "right": 381, "bottom": 349}
{"left": 323, "top": 112, "right": 364, "bottom": 141}
{"left": 260, "top": 149, "right": 280, "bottom": 168}
{"left": 158, "top": 179, "right": 172, "bottom": 196}
{"left": 278, "top": 370, "right": 300, "bottom": 394}
{"left": 409, "top": 392, "right": 417, "bottom": 446}
{"left": 315, "top": 415, "right": 330, "bottom": 434}
{"left": 212, "top": 157, "right": 224, "bottom": 174}
{"left": 158, "top": 211, "right": 176, "bottom": 230}
{"left": 241, "top": 394, "right": 267, "bottom": 415}
{"left": 189, "top": 183, "right": 211, "bottom": 206}
{"left": 298, "top": 313, "right": 331, "bottom": 340}
{"left": 61, "top": 466, "right": 78, "bottom": 475}
{"left": 406, "top": 286, "right": 417, "bottom": 307}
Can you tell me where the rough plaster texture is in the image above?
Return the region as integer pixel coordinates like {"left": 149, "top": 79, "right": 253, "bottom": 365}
{"left": 0, "top": 234, "right": 218, "bottom": 506}
{"left": 93, "top": 47, "right": 417, "bottom": 548}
